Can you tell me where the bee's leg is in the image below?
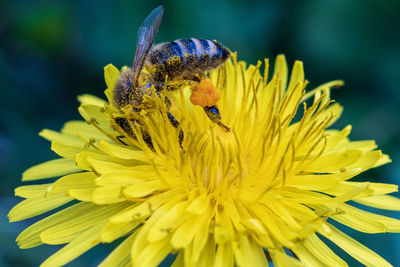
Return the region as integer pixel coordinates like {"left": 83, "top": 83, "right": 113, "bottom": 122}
{"left": 164, "top": 96, "right": 184, "bottom": 148}
{"left": 204, "top": 105, "right": 230, "bottom": 132}
{"left": 182, "top": 74, "right": 201, "bottom": 83}
{"left": 114, "top": 117, "right": 136, "bottom": 144}
{"left": 114, "top": 117, "right": 155, "bottom": 149}
{"left": 116, "top": 135, "right": 128, "bottom": 145}
{"left": 142, "top": 131, "right": 154, "bottom": 151}
{"left": 164, "top": 80, "right": 195, "bottom": 91}
{"left": 167, "top": 111, "right": 184, "bottom": 148}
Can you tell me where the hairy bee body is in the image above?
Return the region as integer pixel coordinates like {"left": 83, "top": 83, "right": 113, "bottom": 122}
{"left": 113, "top": 69, "right": 156, "bottom": 109}
{"left": 114, "top": 38, "right": 230, "bottom": 108}
{"left": 111, "top": 6, "right": 231, "bottom": 148}
{"left": 146, "top": 38, "right": 230, "bottom": 83}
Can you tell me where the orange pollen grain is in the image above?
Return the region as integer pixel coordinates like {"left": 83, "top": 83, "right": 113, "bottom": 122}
{"left": 190, "top": 79, "right": 221, "bottom": 108}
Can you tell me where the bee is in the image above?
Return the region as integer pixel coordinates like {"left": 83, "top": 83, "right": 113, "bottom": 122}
{"left": 113, "top": 5, "right": 230, "bottom": 148}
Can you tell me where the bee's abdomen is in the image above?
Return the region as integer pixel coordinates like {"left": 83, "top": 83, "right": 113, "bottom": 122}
{"left": 147, "top": 38, "right": 230, "bottom": 80}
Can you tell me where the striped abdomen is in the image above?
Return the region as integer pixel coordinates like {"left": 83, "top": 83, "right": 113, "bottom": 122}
{"left": 146, "top": 38, "right": 230, "bottom": 81}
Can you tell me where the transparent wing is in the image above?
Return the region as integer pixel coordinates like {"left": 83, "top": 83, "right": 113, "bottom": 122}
{"left": 131, "top": 5, "right": 164, "bottom": 86}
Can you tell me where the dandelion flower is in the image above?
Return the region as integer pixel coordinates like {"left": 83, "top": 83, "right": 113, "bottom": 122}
{"left": 8, "top": 53, "right": 400, "bottom": 267}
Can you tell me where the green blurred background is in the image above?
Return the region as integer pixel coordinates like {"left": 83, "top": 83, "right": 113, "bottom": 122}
{"left": 1, "top": 0, "right": 399, "bottom": 266}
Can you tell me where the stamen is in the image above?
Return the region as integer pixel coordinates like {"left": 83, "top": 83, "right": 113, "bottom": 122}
{"left": 150, "top": 158, "right": 171, "bottom": 188}
{"left": 263, "top": 58, "right": 269, "bottom": 88}
{"left": 230, "top": 130, "right": 244, "bottom": 197}
{"left": 240, "top": 63, "right": 247, "bottom": 107}
{"left": 86, "top": 116, "right": 122, "bottom": 144}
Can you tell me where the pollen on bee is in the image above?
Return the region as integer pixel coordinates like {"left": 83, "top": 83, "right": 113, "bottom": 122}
{"left": 190, "top": 79, "right": 221, "bottom": 108}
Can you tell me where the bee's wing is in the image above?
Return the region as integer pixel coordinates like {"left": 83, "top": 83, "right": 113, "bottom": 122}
{"left": 131, "top": 5, "right": 164, "bottom": 86}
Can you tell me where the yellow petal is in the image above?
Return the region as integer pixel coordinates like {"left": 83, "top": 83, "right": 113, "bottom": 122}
{"left": 322, "top": 181, "right": 382, "bottom": 199}
{"left": 242, "top": 218, "right": 267, "bottom": 235}
{"left": 99, "top": 233, "right": 136, "bottom": 267}
{"left": 147, "top": 201, "right": 188, "bottom": 243}
{"left": 279, "top": 201, "right": 318, "bottom": 222}
{"left": 16, "top": 202, "right": 92, "bottom": 249}
{"left": 319, "top": 223, "right": 392, "bottom": 267}
{"left": 223, "top": 198, "right": 246, "bottom": 232}
{"left": 95, "top": 171, "right": 151, "bottom": 186}
{"left": 104, "top": 64, "right": 120, "bottom": 90}
{"left": 131, "top": 207, "right": 167, "bottom": 261}
{"left": 172, "top": 252, "right": 184, "bottom": 267}
{"left": 286, "top": 175, "right": 339, "bottom": 191}
{"left": 325, "top": 125, "right": 352, "bottom": 151}
{"left": 303, "top": 233, "right": 348, "bottom": 267}
{"left": 232, "top": 235, "right": 268, "bottom": 267}
{"left": 61, "top": 120, "right": 108, "bottom": 140}
{"left": 170, "top": 215, "right": 202, "bottom": 249}
{"left": 123, "top": 180, "right": 166, "bottom": 198}
{"left": 272, "top": 54, "right": 288, "bottom": 92}
{"left": 319, "top": 203, "right": 387, "bottom": 233}
{"left": 78, "top": 103, "right": 110, "bottom": 127}
{"left": 355, "top": 210, "right": 400, "bottom": 232}
{"left": 355, "top": 195, "right": 400, "bottom": 210}
{"left": 132, "top": 237, "right": 172, "bottom": 267}
{"left": 313, "top": 102, "right": 343, "bottom": 127}
{"left": 75, "top": 152, "right": 145, "bottom": 174}
{"left": 302, "top": 80, "right": 344, "bottom": 101}
{"left": 111, "top": 189, "right": 185, "bottom": 224}
{"left": 99, "top": 140, "right": 148, "bottom": 162}
{"left": 48, "top": 172, "right": 96, "bottom": 195}
{"left": 301, "top": 149, "right": 363, "bottom": 173}
{"left": 101, "top": 220, "right": 139, "bottom": 243}
{"left": 374, "top": 153, "right": 391, "bottom": 167}
{"left": 194, "top": 237, "right": 216, "bottom": 267}
{"left": 345, "top": 150, "right": 383, "bottom": 174}
{"left": 40, "top": 202, "right": 129, "bottom": 245}
{"left": 109, "top": 203, "right": 150, "bottom": 224}
{"left": 39, "top": 129, "right": 82, "bottom": 145}
{"left": 92, "top": 185, "right": 126, "bottom": 204}
{"left": 40, "top": 223, "right": 105, "bottom": 267}
{"left": 186, "top": 192, "right": 208, "bottom": 215}
{"left": 280, "top": 63, "right": 305, "bottom": 119}
{"left": 331, "top": 182, "right": 372, "bottom": 202}
{"left": 335, "top": 139, "right": 377, "bottom": 153}
{"left": 270, "top": 249, "right": 304, "bottom": 267}
{"left": 8, "top": 193, "right": 73, "bottom": 222}
{"left": 22, "top": 158, "right": 80, "bottom": 181}
{"left": 214, "top": 205, "right": 234, "bottom": 244}
{"left": 77, "top": 94, "right": 106, "bottom": 106}
{"left": 251, "top": 204, "right": 295, "bottom": 248}
{"left": 266, "top": 201, "right": 302, "bottom": 230}
{"left": 287, "top": 61, "right": 304, "bottom": 93}
{"left": 369, "top": 182, "right": 398, "bottom": 194}
{"left": 68, "top": 188, "right": 94, "bottom": 202}
{"left": 51, "top": 141, "right": 84, "bottom": 160}
{"left": 292, "top": 242, "right": 325, "bottom": 267}
{"left": 171, "top": 202, "right": 212, "bottom": 250}
{"left": 183, "top": 211, "right": 212, "bottom": 265}
{"left": 214, "top": 242, "right": 234, "bottom": 267}
{"left": 15, "top": 184, "right": 51, "bottom": 198}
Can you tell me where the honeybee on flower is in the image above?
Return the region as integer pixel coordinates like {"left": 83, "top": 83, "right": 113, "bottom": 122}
{"left": 112, "top": 5, "right": 230, "bottom": 149}
{"left": 8, "top": 5, "right": 400, "bottom": 267}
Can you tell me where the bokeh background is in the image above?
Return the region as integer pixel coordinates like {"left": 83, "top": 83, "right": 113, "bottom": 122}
{"left": 1, "top": 0, "right": 400, "bottom": 266}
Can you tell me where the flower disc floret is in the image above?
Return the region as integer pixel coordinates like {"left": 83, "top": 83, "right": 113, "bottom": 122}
{"left": 8, "top": 53, "right": 400, "bottom": 267}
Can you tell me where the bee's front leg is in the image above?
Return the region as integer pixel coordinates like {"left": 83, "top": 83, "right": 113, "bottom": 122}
{"left": 204, "top": 106, "right": 230, "bottom": 132}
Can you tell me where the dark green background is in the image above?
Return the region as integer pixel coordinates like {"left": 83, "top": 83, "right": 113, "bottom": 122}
{"left": 1, "top": 0, "right": 399, "bottom": 266}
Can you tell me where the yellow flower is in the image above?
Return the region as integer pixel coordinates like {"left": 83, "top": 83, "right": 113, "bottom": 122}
{"left": 8, "top": 53, "right": 400, "bottom": 267}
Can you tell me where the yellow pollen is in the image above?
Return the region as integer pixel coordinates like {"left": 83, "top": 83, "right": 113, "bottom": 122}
{"left": 190, "top": 79, "right": 221, "bottom": 108}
